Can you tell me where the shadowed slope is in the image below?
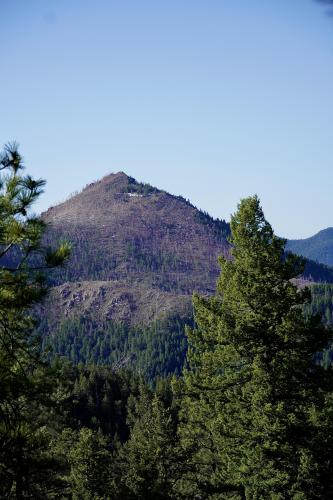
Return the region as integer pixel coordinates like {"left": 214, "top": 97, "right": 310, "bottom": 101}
{"left": 287, "top": 228, "right": 333, "bottom": 267}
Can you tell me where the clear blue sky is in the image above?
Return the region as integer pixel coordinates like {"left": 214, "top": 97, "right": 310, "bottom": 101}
{"left": 1, "top": 0, "right": 333, "bottom": 238}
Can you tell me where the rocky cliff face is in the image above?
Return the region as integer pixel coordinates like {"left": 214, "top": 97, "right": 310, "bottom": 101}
{"left": 39, "top": 280, "right": 191, "bottom": 329}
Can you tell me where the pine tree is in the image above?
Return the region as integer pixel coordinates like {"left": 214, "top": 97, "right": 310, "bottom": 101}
{"left": 65, "top": 427, "right": 112, "bottom": 499}
{"left": 120, "top": 383, "right": 182, "bottom": 499}
{"left": 179, "top": 195, "right": 333, "bottom": 498}
{"left": 0, "top": 143, "right": 70, "bottom": 497}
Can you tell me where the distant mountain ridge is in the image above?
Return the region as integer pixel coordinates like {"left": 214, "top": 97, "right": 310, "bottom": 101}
{"left": 287, "top": 228, "right": 333, "bottom": 267}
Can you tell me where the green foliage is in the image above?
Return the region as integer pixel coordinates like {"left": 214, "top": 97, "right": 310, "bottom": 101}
{"left": 119, "top": 383, "right": 182, "bottom": 499}
{"left": 52, "top": 361, "right": 140, "bottom": 441}
{"left": 303, "top": 283, "right": 333, "bottom": 368}
{"left": 302, "top": 257, "right": 333, "bottom": 282}
{"left": 0, "top": 364, "right": 69, "bottom": 498}
{"left": 45, "top": 362, "right": 185, "bottom": 499}
{"left": 179, "top": 195, "right": 333, "bottom": 498}
{"left": 59, "top": 427, "right": 112, "bottom": 499}
{"left": 303, "top": 283, "right": 333, "bottom": 326}
{"left": 0, "top": 358, "right": 146, "bottom": 498}
{"left": 0, "top": 143, "right": 70, "bottom": 497}
{"left": 42, "top": 364, "right": 182, "bottom": 499}
{"left": 42, "top": 314, "right": 190, "bottom": 383}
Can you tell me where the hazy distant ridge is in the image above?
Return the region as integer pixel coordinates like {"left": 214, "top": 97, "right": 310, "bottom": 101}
{"left": 287, "top": 228, "right": 333, "bottom": 267}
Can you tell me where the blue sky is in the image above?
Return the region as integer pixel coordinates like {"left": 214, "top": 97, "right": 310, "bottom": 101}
{"left": 1, "top": 0, "right": 333, "bottom": 238}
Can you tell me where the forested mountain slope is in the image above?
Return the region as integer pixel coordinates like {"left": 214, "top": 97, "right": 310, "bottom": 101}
{"left": 287, "top": 227, "right": 333, "bottom": 267}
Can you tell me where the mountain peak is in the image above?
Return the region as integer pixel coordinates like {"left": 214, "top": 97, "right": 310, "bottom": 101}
{"left": 82, "top": 171, "right": 132, "bottom": 193}
{"left": 100, "top": 171, "right": 130, "bottom": 182}
{"left": 42, "top": 171, "right": 230, "bottom": 294}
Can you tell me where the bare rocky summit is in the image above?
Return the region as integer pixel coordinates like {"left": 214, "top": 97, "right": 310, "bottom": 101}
{"left": 43, "top": 172, "right": 230, "bottom": 292}
{"left": 42, "top": 172, "right": 230, "bottom": 328}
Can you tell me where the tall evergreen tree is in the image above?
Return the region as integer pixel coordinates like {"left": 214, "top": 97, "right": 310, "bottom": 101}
{"left": 179, "top": 196, "right": 333, "bottom": 499}
{"left": 64, "top": 427, "right": 112, "bottom": 499}
{"left": 119, "top": 383, "right": 182, "bottom": 499}
{"left": 0, "top": 143, "right": 70, "bottom": 497}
